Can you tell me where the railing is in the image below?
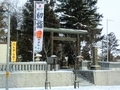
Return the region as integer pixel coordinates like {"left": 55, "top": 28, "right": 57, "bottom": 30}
{"left": 99, "top": 61, "right": 120, "bottom": 70}
{"left": 1, "top": 61, "right": 120, "bottom": 72}
{"left": 80, "top": 60, "right": 120, "bottom": 70}
{"left": 0, "top": 62, "right": 46, "bottom": 72}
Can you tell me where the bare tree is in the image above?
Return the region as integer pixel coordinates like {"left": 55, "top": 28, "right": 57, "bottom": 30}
{"left": 102, "top": 32, "right": 119, "bottom": 61}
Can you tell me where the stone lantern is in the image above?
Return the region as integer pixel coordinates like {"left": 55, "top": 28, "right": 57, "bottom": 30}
{"left": 35, "top": 53, "right": 42, "bottom": 62}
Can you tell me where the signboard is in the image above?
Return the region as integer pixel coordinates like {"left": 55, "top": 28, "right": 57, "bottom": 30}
{"left": 11, "top": 41, "right": 17, "bottom": 62}
{"left": 33, "top": 1, "right": 44, "bottom": 53}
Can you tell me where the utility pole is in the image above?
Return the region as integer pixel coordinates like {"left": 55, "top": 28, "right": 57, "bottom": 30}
{"left": 102, "top": 41, "right": 103, "bottom": 61}
{"left": 106, "top": 19, "right": 108, "bottom": 62}
{"left": 6, "top": 4, "right": 10, "bottom": 90}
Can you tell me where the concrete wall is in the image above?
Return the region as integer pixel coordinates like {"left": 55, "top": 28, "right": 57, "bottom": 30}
{"left": 0, "top": 44, "right": 6, "bottom": 63}
{"left": 0, "top": 71, "right": 74, "bottom": 88}
{"left": 78, "top": 70, "right": 120, "bottom": 86}
{"left": 1, "top": 69, "right": 120, "bottom": 88}
{"left": 93, "top": 70, "right": 120, "bottom": 85}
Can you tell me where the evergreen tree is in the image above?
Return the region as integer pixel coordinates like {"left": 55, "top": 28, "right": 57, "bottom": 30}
{"left": 0, "top": 5, "right": 6, "bottom": 42}
{"left": 55, "top": 0, "right": 103, "bottom": 60}
{"left": 10, "top": 10, "right": 23, "bottom": 61}
{"left": 10, "top": 12, "right": 18, "bottom": 41}
{"left": 19, "top": 0, "right": 35, "bottom": 61}
{"left": 42, "top": 0, "right": 60, "bottom": 60}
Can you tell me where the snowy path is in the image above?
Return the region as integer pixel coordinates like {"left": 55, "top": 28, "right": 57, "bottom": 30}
{"left": 0, "top": 86, "right": 120, "bottom": 90}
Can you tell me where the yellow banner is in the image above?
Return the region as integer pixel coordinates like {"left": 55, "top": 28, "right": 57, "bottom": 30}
{"left": 11, "top": 41, "right": 17, "bottom": 62}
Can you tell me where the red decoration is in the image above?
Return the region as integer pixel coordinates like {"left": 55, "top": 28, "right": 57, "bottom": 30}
{"left": 36, "top": 31, "right": 43, "bottom": 38}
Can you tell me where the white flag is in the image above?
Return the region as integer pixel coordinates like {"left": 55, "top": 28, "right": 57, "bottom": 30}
{"left": 33, "top": 1, "right": 44, "bottom": 53}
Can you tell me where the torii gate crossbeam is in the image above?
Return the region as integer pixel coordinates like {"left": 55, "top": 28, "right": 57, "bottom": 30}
{"left": 44, "top": 27, "right": 88, "bottom": 56}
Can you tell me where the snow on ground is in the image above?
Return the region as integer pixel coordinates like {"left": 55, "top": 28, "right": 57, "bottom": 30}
{"left": 1, "top": 86, "right": 120, "bottom": 90}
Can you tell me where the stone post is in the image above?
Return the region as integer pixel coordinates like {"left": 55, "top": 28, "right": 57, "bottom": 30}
{"left": 51, "top": 55, "right": 57, "bottom": 71}
{"left": 91, "top": 45, "right": 101, "bottom": 70}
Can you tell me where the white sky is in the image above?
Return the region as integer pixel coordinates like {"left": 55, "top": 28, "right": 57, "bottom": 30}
{"left": 97, "top": 0, "right": 120, "bottom": 40}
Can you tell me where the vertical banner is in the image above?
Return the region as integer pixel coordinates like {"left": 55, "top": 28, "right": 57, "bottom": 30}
{"left": 11, "top": 41, "right": 17, "bottom": 62}
{"left": 33, "top": 1, "right": 44, "bottom": 53}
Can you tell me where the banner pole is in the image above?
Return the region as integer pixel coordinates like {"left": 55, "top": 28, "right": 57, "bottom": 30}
{"left": 33, "top": 1, "right": 44, "bottom": 61}
{"left": 33, "top": 1, "right": 36, "bottom": 62}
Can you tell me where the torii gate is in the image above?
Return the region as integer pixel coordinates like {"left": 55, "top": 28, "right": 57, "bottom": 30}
{"left": 44, "top": 27, "right": 88, "bottom": 56}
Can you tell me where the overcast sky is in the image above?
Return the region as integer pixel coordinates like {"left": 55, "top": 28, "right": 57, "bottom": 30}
{"left": 97, "top": 0, "right": 120, "bottom": 40}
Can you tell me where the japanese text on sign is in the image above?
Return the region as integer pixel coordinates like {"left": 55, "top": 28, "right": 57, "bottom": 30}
{"left": 11, "top": 41, "right": 17, "bottom": 62}
{"left": 33, "top": 1, "right": 44, "bottom": 53}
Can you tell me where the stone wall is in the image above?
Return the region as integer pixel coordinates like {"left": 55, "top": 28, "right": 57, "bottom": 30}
{"left": 0, "top": 71, "right": 74, "bottom": 88}
{"left": 77, "top": 70, "right": 120, "bottom": 86}
{"left": 1, "top": 70, "right": 120, "bottom": 88}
